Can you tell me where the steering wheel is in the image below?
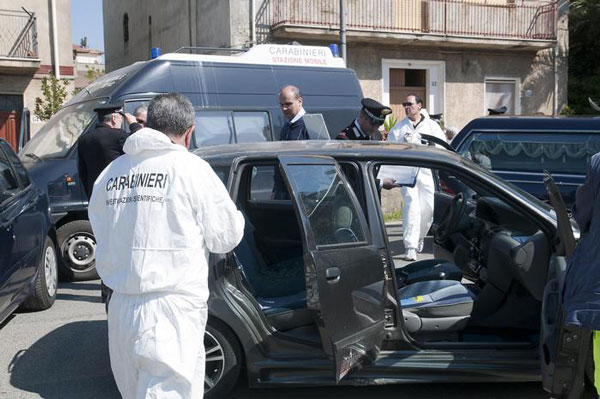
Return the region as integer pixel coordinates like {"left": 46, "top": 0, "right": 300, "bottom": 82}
{"left": 435, "top": 192, "right": 467, "bottom": 244}
{"left": 334, "top": 227, "right": 359, "bottom": 243}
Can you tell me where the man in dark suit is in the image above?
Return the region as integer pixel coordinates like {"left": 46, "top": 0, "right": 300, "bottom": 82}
{"left": 78, "top": 104, "right": 142, "bottom": 199}
{"left": 278, "top": 85, "right": 309, "bottom": 141}
{"left": 336, "top": 98, "right": 392, "bottom": 141}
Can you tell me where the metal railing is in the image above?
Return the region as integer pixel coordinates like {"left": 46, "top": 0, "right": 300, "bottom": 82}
{"left": 0, "top": 9, "right": 38, "bottom": 58}
{"left": 265, "top": 0, "right": 557, "bottom": 41}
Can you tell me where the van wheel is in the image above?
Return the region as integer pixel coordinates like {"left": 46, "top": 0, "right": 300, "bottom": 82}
{"left": 204, "top": 319, "right": 243, "bottom": 399}
{"left": 57, "top": 220, "right": 98, "bottom": 281}
{"left": 22, "top": 236, "right": 58, "bottom": 311}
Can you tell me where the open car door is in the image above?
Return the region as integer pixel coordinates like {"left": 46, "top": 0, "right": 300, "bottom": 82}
{"left": 540, "top": 173, "right": 590, "bottom": 398}
{"left": 278, "top": 155, "right": 386, "bottom": 383}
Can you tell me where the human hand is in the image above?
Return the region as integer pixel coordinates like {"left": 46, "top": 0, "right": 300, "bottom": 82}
{"left": 124, "top": 113, "right": 137, "bottom": 125}
{"left": 382, "top": 178, "right": 396, "bottom": 190}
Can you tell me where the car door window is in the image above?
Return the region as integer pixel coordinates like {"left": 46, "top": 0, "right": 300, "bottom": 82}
{"left": 285, "top": 163, "right": 366, "bottom": 246}
{"left": 0, "top": 148, "right": 20, "bottom": 203}
{"left": 1, "top": 142, "right": 30, "bottom": 187}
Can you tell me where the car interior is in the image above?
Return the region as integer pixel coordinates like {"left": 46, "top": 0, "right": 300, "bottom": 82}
{"left": 228, "top": 160, "right": 552, "bottom": 349}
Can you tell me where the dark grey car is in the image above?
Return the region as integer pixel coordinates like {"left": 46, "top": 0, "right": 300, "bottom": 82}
{"left": 170, "top": 140, "right": 571, "bottom": 398}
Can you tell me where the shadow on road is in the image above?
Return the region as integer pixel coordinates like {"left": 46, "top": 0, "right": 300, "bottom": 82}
{"left": 9, "top": 320, "right": 120, "bottom": 399}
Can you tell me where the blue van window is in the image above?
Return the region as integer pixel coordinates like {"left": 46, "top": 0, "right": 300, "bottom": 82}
{"left": 194, "top": 110, "right": 271, "bottom": 148}
{"left": 461, "top": 132, "right": 600, "bottom": 175}
{"left": 233, "top": 112, "right": 271, "bottom": 143}
{"left": 194, "top": 111, "right": 234, "bottom": 147}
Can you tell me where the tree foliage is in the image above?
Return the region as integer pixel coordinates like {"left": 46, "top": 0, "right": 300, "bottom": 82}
{"left": 568, "top": 0, "right": 600, "bottom": 114}
{"left": 34, "top": 73, "right": 70, "bottom": 121}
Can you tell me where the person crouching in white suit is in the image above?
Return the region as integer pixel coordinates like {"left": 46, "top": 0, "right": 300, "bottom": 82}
{"left": 88, "top": 93, "right": 244, "bottom": 399}
{"left": 386, "top": 95, "right": 446, "bottom": 261}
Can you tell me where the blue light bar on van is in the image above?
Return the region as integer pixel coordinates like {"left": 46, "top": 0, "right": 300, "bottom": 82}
{"left": 151, "top": 47, "right": 162, "bottom": 59}
{"left": 329, "top": 44, "right": 339, "bottom": 57}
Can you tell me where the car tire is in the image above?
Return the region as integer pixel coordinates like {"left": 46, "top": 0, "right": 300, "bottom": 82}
{"left": 21, "top": 236, "right": 58, "bottom": 311}
{"left": 57, "top": 220, "right": 98, "bottom": 281}
{"left": 204, "top": 319, "right": 243, "bottom": 399}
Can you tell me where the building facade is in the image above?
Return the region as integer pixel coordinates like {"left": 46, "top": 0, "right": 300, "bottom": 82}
{"left": 72, "top": 44, "right": 105, "bottom": 92}
{"left": 0, "top": 0, "right": 73, "bottom": 146}
{"left": 103, "top": 0, "right": 568, "bottom": 131}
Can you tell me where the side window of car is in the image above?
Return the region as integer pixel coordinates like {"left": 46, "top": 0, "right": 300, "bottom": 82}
{"left": 0, "top": 147, "right": 21, "bottom": 203}
{"left": 285, "top": 164, "right": 366, "bottom": 246}
{"left": 210, "top": 165, "right": 231, "bottom": 185}
{"left": 1, "top": 142, "right": 30, "bottom": 187}
{"left": 249, "top": 165, "right": 282, "bottom": 201}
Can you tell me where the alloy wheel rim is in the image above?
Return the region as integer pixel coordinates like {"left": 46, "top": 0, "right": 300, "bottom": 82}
{"left": 45, "top": 245, "right": 58, "bottom": 297}
{"left": 204, "top": 330, "right": 225, "bottom": 393}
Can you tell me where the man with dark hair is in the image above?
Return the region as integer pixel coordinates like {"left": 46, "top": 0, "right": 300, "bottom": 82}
{"left": 278, "top": 85, "right": 309, "bottom": 140}
{"left": 387, "top": 94, "right": 446, "bottom": 261}
{"left": 77, "top": 105, "right": 142, "bottom": 199}
{"left": 88, "top": 93, "right": 244, "bottom": 399}
{"left": 336, "top": 97, "right": 392, "bottom": 141}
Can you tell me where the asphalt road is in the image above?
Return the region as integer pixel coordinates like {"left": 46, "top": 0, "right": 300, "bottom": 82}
{"left": 0, "top": 231, "right": 594, "bottom": 398}
{"left": 0, "top": 282, "right": 561, "bottom": 399}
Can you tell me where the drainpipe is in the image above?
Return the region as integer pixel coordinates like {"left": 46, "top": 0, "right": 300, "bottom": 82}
{"left": 553, "top": 2, "right": 560, "bottom": 116}
{"left": 250, "top": 0, "right": 256, "bottom": 46}
{"left": 50, "top": 0, "right": 60, "bottom": 78}
{"left": 340, "top": 0, "right": 346, "bottom": 63}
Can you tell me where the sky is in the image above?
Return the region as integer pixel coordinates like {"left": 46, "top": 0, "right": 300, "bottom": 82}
{"left": 71, "top": 0, "right": 104, "bottom": 52}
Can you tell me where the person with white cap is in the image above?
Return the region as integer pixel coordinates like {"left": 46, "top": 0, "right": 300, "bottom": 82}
{"left": 387, "top": 94, "right": 446, "bottom": 261}
{"left": 88, "top": 93, "right": 244, "bottom": 399}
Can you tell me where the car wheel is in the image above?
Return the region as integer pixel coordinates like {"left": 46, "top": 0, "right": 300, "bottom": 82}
{"left": 22, "top": 236, "right": 58, "bottom": 311}
{"left": 57, "top": 220, "right": 98, "bottom": 281}
{"left": 204, "top": 319, "right": 243, "bottom": 399}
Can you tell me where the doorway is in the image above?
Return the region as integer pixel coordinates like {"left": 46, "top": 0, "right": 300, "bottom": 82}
{"left": 382, "top": 59, "right": 445, "bottom": 122}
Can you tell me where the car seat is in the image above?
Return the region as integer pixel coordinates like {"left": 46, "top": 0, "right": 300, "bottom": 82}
{"left": 233, "top": 213, "right": 312, "bottom": 331}
{"left": 398, "top": 279, "right": 475, "bottom": 335}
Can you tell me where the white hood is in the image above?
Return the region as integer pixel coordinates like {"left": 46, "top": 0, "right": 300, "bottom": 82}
{"left": 123, "top": 127, "right": 186, "bottom": 155}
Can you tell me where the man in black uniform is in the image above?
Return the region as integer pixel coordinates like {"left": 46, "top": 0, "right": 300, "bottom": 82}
{"left": 336, "top": 98, "right": 392, "bottom": 141}
{"left": 78, "top": 104, "right": 143, "bottom": 199}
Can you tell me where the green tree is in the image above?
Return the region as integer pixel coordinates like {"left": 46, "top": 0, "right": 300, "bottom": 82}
{"left": 34, "top": 73, "right": 70, "bottom": 121}
{"left": 568, "top": 0, "right": 600, "bottom": 114}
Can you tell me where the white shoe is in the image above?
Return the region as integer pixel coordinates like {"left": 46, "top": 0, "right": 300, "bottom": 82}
{"left": 404, "top": 248, "right": 417, "bottom": 261}
{"left": 418, "top": 239, "right": 424, "bottom": 253}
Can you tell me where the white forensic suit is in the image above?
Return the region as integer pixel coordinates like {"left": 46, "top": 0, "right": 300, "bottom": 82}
{"left": 387, "top": 113, "right": 445, "bottom": 254}
{"left": 88, "top": 128, "right": 244, "bottom": 399}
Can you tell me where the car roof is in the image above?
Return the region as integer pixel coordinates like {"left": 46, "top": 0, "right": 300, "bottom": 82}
{"left": 453, "top": 116, "right": 600, "bottom": 148}
{"left": 193, "top": 140, "right": 464, "bottom": 165}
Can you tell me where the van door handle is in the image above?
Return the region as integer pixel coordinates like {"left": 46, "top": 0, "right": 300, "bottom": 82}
{"left": 325, "top": 267, "right": 341, "bottom": 284}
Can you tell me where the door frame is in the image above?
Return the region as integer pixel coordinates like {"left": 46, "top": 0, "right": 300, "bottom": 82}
{"left": 381, "top": 59, "right": 446, "bottom": 116}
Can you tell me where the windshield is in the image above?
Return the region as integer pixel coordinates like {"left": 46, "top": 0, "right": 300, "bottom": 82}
{"left": 457, "top": 155, "right": 556, "bottom": 217}
{"left": 20, "top": 99, "right": 104, "bottom": 160}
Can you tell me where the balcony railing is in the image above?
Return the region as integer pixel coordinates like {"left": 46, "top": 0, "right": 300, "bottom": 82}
{"left": 265, "top": 0, "right": 557, "bottom": 42}
{"left": 0, "top": 9, "right": 38, "bottom": 58}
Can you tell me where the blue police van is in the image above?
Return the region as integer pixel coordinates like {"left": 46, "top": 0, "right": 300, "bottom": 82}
{"left": 19, "top": 44, "right": 364, "bottom": 280}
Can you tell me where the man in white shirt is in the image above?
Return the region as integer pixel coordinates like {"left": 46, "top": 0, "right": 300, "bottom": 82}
{"left": 387, "top": 95, "right": 446, "bottom": 261}
{"left": 88, "top": 93, "right": 244, "bottom": 399}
